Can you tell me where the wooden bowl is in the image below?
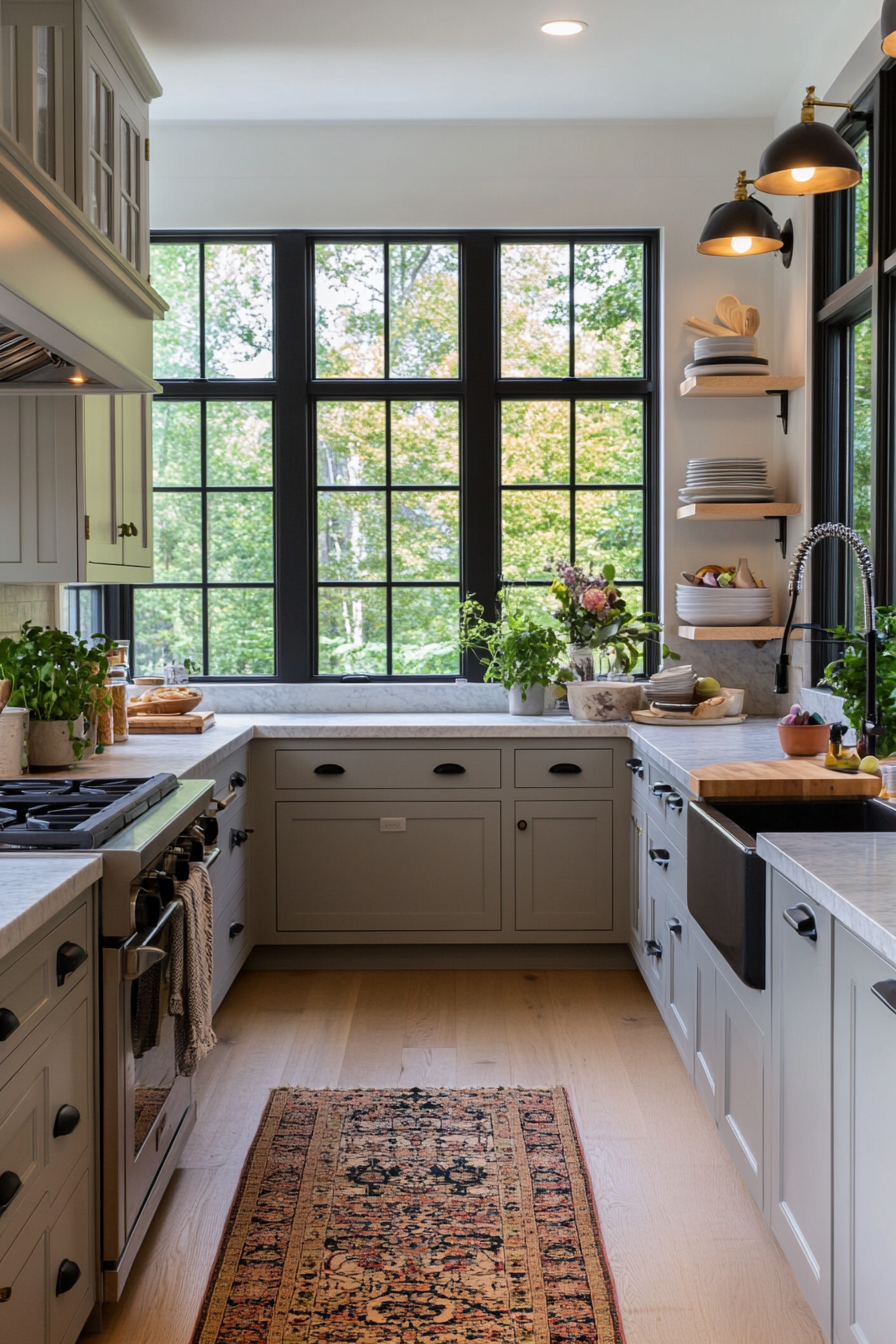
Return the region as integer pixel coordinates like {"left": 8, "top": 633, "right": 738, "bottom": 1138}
{"left": 130, "top": 688, "right": 203, "bottom": 716}
{"left": 778, "top": 722, "right": 830, "bottom": 757}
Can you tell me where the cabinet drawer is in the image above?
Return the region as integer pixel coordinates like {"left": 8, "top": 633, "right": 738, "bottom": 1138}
{"left": 0, "top": 1194, "right": 49, "bottom": 1344}
{"left": 646, "top": 820, "right": 687, "bottom": 908}
{"left": 49, "top": 1165, "right": 94, "bottom": 1344}
{"left": 514, "top": 748, "right": 612, "bottom": 789}
{"left": 274, "top": 749, "right": 501, "bottom": 790}
{"left": 515, "top": 799, "right": 614, "bottom": 931}
{"left": 0, "top": 904, "right": 89, "bottom": 1067}
{"left": 208, "top": 795, "right": 250, "bottom": 897}
{"left": 213, "top": 887, "right": 250, "bottom": 1000}
{"left": 646, "top": 762, "right": 689, "bottom": 852}
{"left": 0, "top": 1070, "right": 45, "bottom": 1252}
{"left": 276, "top": 800, "right": 501, "bottom": 931}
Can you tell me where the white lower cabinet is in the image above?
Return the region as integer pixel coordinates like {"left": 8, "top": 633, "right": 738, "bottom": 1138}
{"left": 692, "top": 926, "right": 720, "bottom": 1121}
{"left": 770, "top": 873, "right": 832, "bottom": 1337}
{"left": 514, "top": 799, "right": 613, "bottom": 931}
{"left": 833, "top": 923, "right": 896, "bottom": 1344}
{"left": 716, "top": 967, "right": 767, "bottom": 1213}
{"left": 630, "top": 797, "right": 646, "bottom": 947}
{"left": 663, "top": 882, "right": 694, "bottom": 1070}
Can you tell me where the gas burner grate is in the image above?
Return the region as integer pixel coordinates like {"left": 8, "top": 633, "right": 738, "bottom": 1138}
{"left": 0, "top": 773, "right": 179, "bottom": 848}
{"left": 25, "top": 803, "right": 117, "bottom": 831}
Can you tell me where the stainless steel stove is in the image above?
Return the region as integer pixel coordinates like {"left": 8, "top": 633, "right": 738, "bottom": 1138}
{"left": 0, "top": 771, "right": 222, "bottom": 1303}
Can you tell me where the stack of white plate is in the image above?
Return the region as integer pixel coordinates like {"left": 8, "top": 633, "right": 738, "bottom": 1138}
{"left": 679, "top": 457, "right": 774, "bottom": 504}
{"left": 676, "top": 584, "right": 774, "bottom": 627}
{"left": 643, "top": 664, "right": 697, "bottom": 703}
{"left": 684, "top": 335, "right": 768, "bottom": 378}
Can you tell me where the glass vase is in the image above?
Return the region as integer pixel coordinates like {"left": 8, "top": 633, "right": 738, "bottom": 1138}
{"left": 567, "top": 644, "right": 594, "bottom": 682}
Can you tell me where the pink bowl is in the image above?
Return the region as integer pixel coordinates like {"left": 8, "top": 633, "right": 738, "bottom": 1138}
{"left": 777, "top": 722, "right": 831, "bottom": 757}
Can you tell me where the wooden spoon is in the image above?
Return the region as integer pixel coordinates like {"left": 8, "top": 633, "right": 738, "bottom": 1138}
{"left": 684, "top": 317, "right": 737, "bottom": 336}
{"left": 716, "top": 294, "right": 741, "bottom": 332}
{"left": 742, "top": 305, "right": 760, "bottom": 336}
{"left": 0, "top": 680, "right": 11, "bottom": 714}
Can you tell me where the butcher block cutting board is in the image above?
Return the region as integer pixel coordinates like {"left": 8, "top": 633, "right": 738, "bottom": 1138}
{"left": 689, "top": 757, "right": 882, "bottom": 799}
{"left": 127, "top": 710, "right": 216, "bottom": 734}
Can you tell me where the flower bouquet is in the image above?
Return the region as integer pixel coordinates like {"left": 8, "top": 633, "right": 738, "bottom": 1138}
{"left": 548, "top": 559, "right": 677, "bottom": 679}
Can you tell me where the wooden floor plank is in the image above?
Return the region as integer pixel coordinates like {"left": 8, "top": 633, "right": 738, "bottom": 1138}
{"left": 455, "top": 967, "right": 511, "bottom": 1086}
{"left": 336, "top": 971, "right": 411, "bottom": 1088}
{"left": 399, "top": 1046, "right": 457, "bottom": 1087}
{"left": 278, "top": 970, "right": 362, "bottom": 1089}
{"left": 501, "top": 970, "right": 564, "bottom": 1087}
{"left": 403, "top": 970, "right": 457, "bottom": 1047}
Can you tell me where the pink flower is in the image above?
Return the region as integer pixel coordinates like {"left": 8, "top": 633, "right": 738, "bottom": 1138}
{"left": 582, "top": 587, "right": 609, "bottom": 614}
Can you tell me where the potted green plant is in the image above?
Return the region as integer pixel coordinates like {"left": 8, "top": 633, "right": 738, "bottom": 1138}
{"left": 822, "top": 606, "right": 896, "bottom": 758}
{"left": 460, "top": 595, "right": 567, "bottom": 716}
{"left": 0, "top": 622, "right": 115, "bottom": 767}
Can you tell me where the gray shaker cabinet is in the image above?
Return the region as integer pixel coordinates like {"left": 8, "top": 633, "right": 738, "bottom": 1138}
{"left": 514, "top": 799, "right": 613, "bottom": 931}
{"left": 833, "top": 923, "right": 896, "bottom": 1344}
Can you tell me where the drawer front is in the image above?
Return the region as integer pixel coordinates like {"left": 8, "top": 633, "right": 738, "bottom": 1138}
{"left": 49, "top": 1165, "right": 94, "bottom": 1344}
{"left": 646, "top": 819, "right": 687, "bottom": 908}
{"left": 0, "top": 904, "right": 90, "bottom": 1067}
{"left": 213, "top": 887, "right": 250, "bottom": 1003}
{"left": 514, "top": 748, "right": 613, "bottom": 790}
{"left": 646, "top": 761, "right": 689, "bottom": 852}
{"left": 208, "top": 793, "right": 250, "bottom": 897}
{"left": 0, "top": 1194, "right": 50, "bottom": 1344}
{"left": 0, "top": 1071, "right": 46, "bottom": 1252}
{"left": 211, "top": 749, "right": 249, "bottom": 802}
{"left": 274, "top": 749, "right": 501, "bottom": 791}
{"left": 276, "top": 800, "right": 501, "bottom": 931}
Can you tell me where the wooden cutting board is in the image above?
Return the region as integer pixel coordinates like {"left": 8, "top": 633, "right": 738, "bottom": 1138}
{"left": 689, "top": 757, "right": 882, "bottom": 799}
{"left": 127, "top": 710, "right": 216, "bottom": 734}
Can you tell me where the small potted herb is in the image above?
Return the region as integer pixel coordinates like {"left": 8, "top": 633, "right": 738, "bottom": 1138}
{"left": 460, "top": 595, "right": 567, "bottom": 715}
{"left": 822, "top": 606, "right": 896, "bottom": 758}
{"left": 0, "top": 622, "right": 115, "bottom": 767}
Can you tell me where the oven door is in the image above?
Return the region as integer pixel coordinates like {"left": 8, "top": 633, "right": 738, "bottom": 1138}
{"left": 101, "top": 896, "right": 194, "bottom": 1289}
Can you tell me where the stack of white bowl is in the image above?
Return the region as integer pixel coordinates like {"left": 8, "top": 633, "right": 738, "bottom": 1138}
{"left": 643, "top": 664, "right": 697, "bottom": 704}
{"left": 676, "top": 584, "right": 774, "bottom": 627}
{"left": 684, "top": 335, "right": 768, "bottom": 378}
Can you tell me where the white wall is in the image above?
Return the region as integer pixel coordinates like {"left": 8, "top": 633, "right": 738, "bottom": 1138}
{"left": 151, "top": 115, "right": 808, "bottom": 710}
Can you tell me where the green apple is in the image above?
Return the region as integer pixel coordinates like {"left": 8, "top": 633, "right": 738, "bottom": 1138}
{"left": 694, "top": 676, "right": 721, "bottom": 696}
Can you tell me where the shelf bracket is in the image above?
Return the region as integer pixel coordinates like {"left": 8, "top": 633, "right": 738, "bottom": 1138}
{"left": 765, "top": 387, "right": 790, "bottom": 435}
{"left": 765, "top": 514, "right": 789, "bottom": 559}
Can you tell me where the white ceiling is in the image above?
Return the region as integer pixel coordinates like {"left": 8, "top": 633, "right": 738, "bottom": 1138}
{"left": 117, "top": 0, "right": 879, "bottom": 122}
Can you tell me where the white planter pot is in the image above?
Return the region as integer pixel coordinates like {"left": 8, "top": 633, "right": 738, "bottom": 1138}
{"left": 567, "top": 680, "right": 643, "bottom": 722}
{"left": 509, "top": 683, "right": 545, "bottom": 716}
{"left": 27, "top": 716, "right": 86, "bottom": 768}
{"left": 0, "top": 708, "right": 29, "bottom": 774}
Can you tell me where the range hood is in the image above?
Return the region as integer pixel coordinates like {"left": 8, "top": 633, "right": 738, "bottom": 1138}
{"left": 0, "top": 324, "right": 68, "bottom": 382}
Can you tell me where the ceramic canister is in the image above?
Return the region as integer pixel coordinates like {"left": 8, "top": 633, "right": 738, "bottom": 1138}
{"left": 0, "top": 707, "right": 30, "bottom": 774}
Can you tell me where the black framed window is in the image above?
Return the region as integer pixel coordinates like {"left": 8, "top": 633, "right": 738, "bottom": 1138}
{"left": 136, "top": 229, "right": 659, "bottom": 681}
{"left": 812, "top": 65, "right": 896, "bottom": 680}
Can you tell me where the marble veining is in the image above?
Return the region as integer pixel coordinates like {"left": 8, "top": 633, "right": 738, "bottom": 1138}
{"left": 629, "top": 719, "right": 787, "bottom": 793}
{"left": 196, "top": 682, "right": 509, "bottom": 715}
{"left": 758, "top": 834, "right": 896, "bottom": 968}
{"left": 0, "top": 854, "right": 102, "bottom": 963}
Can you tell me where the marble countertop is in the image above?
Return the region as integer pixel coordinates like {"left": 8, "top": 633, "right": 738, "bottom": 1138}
{"left": 758, "top": 833, "right": 896, "bottom": 968}
{"left": 0, "top": 854, "right": 102, "bottom": 963}
{"left": 629, "top": 718, "right": 786, "bottom": 793}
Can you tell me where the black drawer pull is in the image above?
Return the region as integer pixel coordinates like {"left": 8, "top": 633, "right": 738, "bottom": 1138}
{"left": 55, "top": 1260, "right": 81, "bottom": 1296}
{"left": 0, "top": 1171, "right": 22, "bottom": 1216}
{"left": 625, "top": 757, "right": 644, "bottom": 778}
{"left": 314, "top": 763, "right": 345, "bottom": 775}
{"left": 549, "top": 762, "right": 582, "bottom": 774}
{"left": 229, "top": 922, "right": 245, "bottom": 940}
{"left": 645, "top": 939, "right": 663, "bottom": 959}
{"left": 783, "top": 904, "right": 817, "bottom": 941}
{"left": 53, "top": 1105, "right": 81, "bottom": 1138}
{"left": 651, "top": 782, "right": 673, "bottom": 797}
{"left": 666, "top": 918, "right": 682, "bottom": 936}
{"left": 667, "top": 794, "right": 684, "bottom": 814}
{"left": 0, "top": 1008, "right": 19, "bottom": 1042}
{"left": 230, "top": 771, "right": 247, "bottom": 788}
{"left": 871, "top": 979, "right": 896, "bottom": 1015}
{"left": 433, "top": 763, "right": 466, "bottom": 774}
{"left": 56, "top": 942, "right": 87, "bottom": 987}
{"left": 649, "top": 848, "right": 670, "bottom": 869}
{"left": 517, "top": 819, "right": 528, "bottom": 830}
{"left": 230, "top": 828, "right": 253, "bottom": 848}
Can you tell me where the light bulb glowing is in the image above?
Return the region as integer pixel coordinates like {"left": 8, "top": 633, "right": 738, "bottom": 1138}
{"left": 730, "top": 236, "right": 754, "bottom": 254}
{"left": 68, "top": 374, "right": 85, "bottom": 384}
{"left": 541, "top": 20, "right": 587, "bottom": 35}
{"left": 791, "top": 166, "right": 816, "bottom": 183}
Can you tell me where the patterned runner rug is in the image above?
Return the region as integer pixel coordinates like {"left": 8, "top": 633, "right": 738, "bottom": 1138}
{"left": 191, "top": 1086, "right": 626, "bottom": 1344}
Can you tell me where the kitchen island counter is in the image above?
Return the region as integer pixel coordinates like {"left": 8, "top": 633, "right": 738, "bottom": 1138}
{"left": 0, "top": 852, "right": 102, "bottom": 960}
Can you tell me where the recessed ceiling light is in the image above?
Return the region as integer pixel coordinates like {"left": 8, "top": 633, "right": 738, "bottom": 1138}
{"left": 541, "top": 19, "right": 588, "bottom": 36}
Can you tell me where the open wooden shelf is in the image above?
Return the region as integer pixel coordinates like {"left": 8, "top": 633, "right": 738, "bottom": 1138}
{"left": 679, "top": 375, "right": 805, "bottom": 397}
{"left": 676, "top": 502, "right": 802, "bottom": 521}
{"left": 677, "top": 625, "right": 803, "bottom": 647}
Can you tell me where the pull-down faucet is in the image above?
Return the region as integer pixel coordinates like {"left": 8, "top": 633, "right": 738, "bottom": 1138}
{"left": 774, "top": 522, "right": 879, "bottom": 758}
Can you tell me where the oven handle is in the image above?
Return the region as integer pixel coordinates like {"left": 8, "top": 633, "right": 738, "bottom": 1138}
{"left": 204, "top": 847, "right": 221, "bottom": 868}
{"left": 122, "top": 898, "right": 182, "bottom": 981}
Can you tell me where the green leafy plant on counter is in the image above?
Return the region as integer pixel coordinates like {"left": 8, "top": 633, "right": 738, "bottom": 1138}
{"left": 459, "top": 594, "right": 568, "bottom": 699}
{"left": 821, "top": 605, "right": 896, "bottom": 758}
{"left": 0, "top": 622, "right": 116, "bottom": 760}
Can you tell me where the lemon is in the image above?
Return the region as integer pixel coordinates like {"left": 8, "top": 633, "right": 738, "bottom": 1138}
{"left": 859, "top": 756, "right": 880, "bottom": 773}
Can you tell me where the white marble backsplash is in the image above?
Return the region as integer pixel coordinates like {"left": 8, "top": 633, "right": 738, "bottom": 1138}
{"left": 196, "top": 682, "right": 510, "bottom": 714}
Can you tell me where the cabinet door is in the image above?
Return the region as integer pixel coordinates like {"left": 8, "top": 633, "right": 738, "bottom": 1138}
{"left": 641, "top": 872, "right": 665, "bottom": 1003}
{"left": 0, "top": 397, "right": 81, "bottom": 583}
{"left": 515, "top": 799, "right": 613, "bottom": 931}
{"left": 630, "top": 798, "right": 646, "bottom": 946}
{"left": 833, "top": 925, "right": 896, "bottom": 1344}
{"left": 0, "top": 1197, "right": 49, "bottom": 1344}
{"left": 717, "top": 971, "right": 766, "bottom": 1212}
{"left": 83, "top": 394, "right": 122, "bottom": 567}
{"left": 664, "top": 885, "right": 694, "bottom": 1071}
{"left": 770, "top": 875, "right": 832, "bottom": 1337}
{"left": 120, "top": 395, "right": 152, "bottom": 571}
{"left": 693, "top": 927, "right": 719, "bottom": 1122}
{"left": 276, "top": 800, "right": 501, "bottom": 931}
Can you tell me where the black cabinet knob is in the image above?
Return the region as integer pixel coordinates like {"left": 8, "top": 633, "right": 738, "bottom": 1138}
{"left": 0, "top": 1008, "right": 20, "bottom": 1042}
{"left": 313, "top": 763, "right": 345, "bottom": 776}
{"left": 0, "top": 1170, "right": 22, "bottom": 1216}
{"left": 433, "top": 763, "right": 466, "bottom": 774}
{"left": 549, "top": 762, "right": 582, "bottom": 774}
{"left": 230, "top": 828, "right": 249, "bottom": 848}
{"left": 517, "top": 819, "right": 528, "bottom": 830}
{"left": 53, "top": 1105, "right": 81, "bottom": 1139}
{"left": 230, "top": 771, "right": 247, "bottom": 788}
{"left": 644, "top": 939, "right": 663, "bottom": 959}
{"left": 625, "top": 758, "right": 643, "bottom": 772}
{"left": 667, "top": 794, "right": 685, "bottom": 814}
{"left": 228, "top": 922, "right": 245, "bottom": 940}
{"left": 649, "top": 848, "right": 670, "bottom": 869}
{"left": 55, "top": 1260, "right": 81, "bottom": 1296}
{"left": 56, "top": 942, "right": 88, "bottom": 987}
{"left": 651, "top": 783, "right": 673, "bottom": 796}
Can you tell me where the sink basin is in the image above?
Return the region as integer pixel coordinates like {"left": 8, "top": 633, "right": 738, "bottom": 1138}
{"left": 687, "top": 796, "right": 896, "bottom": 990}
